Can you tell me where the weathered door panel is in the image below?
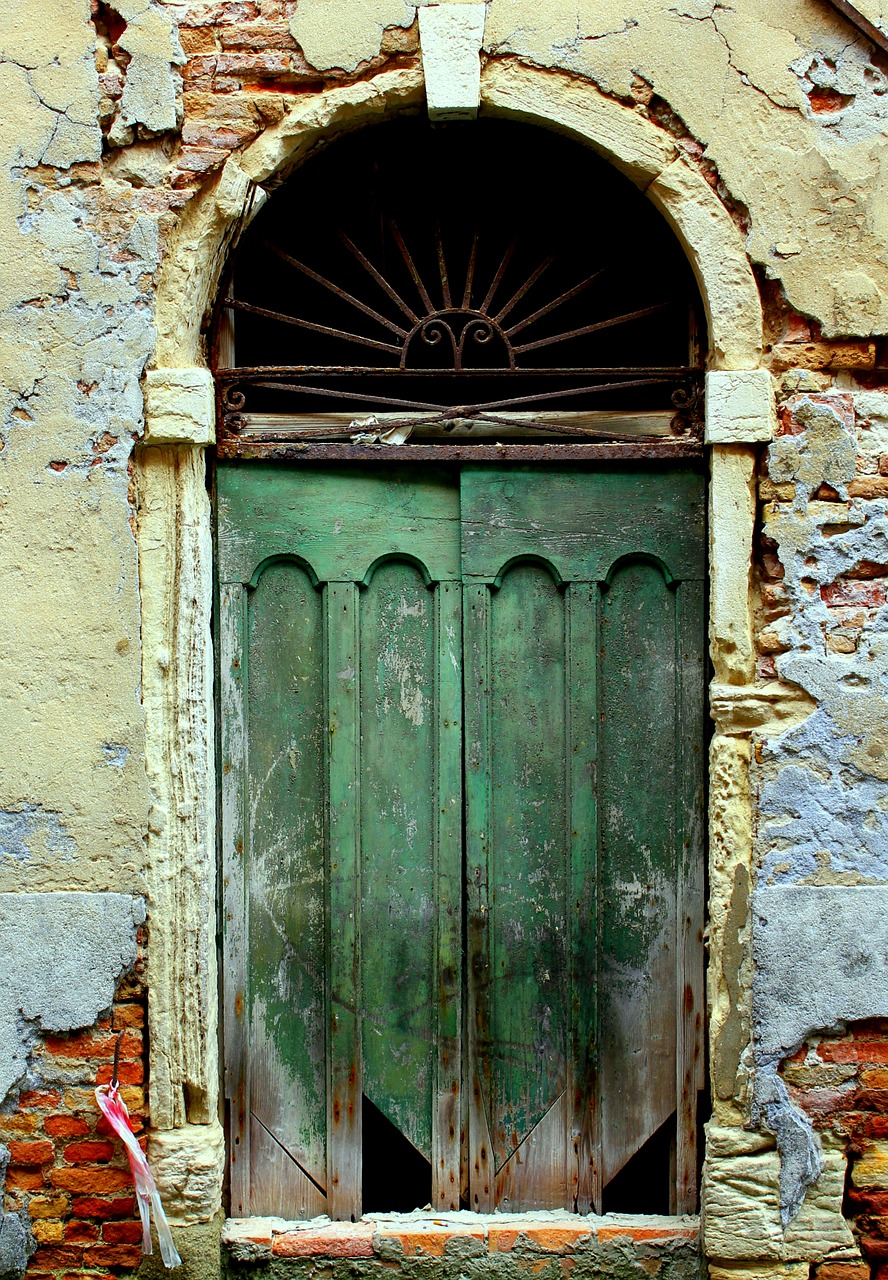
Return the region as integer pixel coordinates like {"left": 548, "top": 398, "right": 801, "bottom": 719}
{"left": 219, "top": 466, "right": 462, "bottom": 1220}
{"left": 461, "top": 466, "right": 705, "bottom": 1213}
{"left": 460, "top": 467, "right": 706, "bottom": 585}
{"left": 221, "top": 462, "right": 705, "bottom": 1218}
{"left": 599, "top": 559, "right": 677, "bottom": 1190}
{"left": 246, "top": 560, "right": 328, "bottom": 1217}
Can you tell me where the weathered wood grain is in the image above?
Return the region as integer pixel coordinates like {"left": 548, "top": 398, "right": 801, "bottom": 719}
{"left": 247, "top": 562, "right": 328, "bottom": 1215}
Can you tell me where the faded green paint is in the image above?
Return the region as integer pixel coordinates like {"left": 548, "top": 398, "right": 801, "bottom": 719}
{"left": 247, "top": 560, "right": 327, "bottom": 1211}
{"left": 218, "top": 462, "right": 706, "bottom": 1219}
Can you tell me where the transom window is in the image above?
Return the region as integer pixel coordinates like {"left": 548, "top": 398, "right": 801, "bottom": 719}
{"left": 212, "top": 118, "right": 705, "bottom": 451}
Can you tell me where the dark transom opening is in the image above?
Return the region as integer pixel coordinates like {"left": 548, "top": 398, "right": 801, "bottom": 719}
{"left": 213, "top": 117, "right": 706, "bottom": 449}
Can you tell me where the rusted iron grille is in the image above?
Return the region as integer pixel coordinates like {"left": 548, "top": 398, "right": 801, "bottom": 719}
{"left": 213, "top": 119, "right": 705, "bottom": 446}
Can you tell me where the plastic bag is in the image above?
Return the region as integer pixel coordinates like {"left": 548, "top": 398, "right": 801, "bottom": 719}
{"left": 95, "top": 1082, "right": 182, "bottom": 1269}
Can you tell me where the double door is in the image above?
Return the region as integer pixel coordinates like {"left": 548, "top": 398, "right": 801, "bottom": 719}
{"left": 218, "top": 463, "right": 705, "bottom": 1221}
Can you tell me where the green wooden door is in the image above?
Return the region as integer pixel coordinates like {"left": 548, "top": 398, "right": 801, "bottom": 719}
{"left": 218, "top": 462, "right": 705, "bottom": 1220}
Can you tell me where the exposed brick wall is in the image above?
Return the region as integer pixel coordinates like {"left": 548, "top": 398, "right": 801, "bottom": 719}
{"left": 782, "top": 1020, "right": 888, "bottom": 1280}
{"left": 1, "top": 931, "right": 149, "bottom": 1280}
{"left": 755, "top": 371, "right": 888, "bottom": 678}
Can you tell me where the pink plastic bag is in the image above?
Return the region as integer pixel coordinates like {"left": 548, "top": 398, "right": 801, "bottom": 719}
{"left": 95, "top": 1083, "right": 182, "bottom": 1269}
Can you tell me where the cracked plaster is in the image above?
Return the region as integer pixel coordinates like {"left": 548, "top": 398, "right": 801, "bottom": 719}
{"left": 0, "top": 0, "right": 157, "bottom": 896}
{"left": 289, "top": 0, "right": 888, "bottom": 336}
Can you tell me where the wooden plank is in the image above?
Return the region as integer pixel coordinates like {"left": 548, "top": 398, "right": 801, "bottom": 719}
{"left": 359, "top": 561, "right": 437, "bottom": 1175}
{"left": 326, "top": 581, "right": 362, "bottom": 1220}
{"left": 249, "top": 1112, "right": 326, "bottom": 1219}
{"left": 233, "top": 410, "right": 677, "bottom": 440}
{"left": 219, "top": 581, "right": 250, "bottom": 1215}
{"left": 434, "top": 581, "right": 463, "bottom": 1210}
{"left": 495, "top": 1091, "right": 570, "bottom": 1212}
{"left": 674, "top": 579, "right": 706, "bottom": 1213}
{"left": 217, "top": 441, "right": 704, "bottom": 463}
{"left": 486, "top": 562, "right": 570, "bottom": 1209}
{"left": 460, "top": 467, "right": 706, "bottom": 585}
{"left": 217, "top": 464, "right": 460, "bottom": 586}
{"left": 598, "top": 560, "right": 678, "bottom": 1190}
{"left": 463, "top": 582, "right": 494, "bottom": 1213}
{"left": 464, "top": 550, "right": 574, "bottom": 1211}
{"left": 567, "top": 584, "right": 600, "bottom": 1214}
{"left": 246, "top": 561, "right": 328, "bottom": 1215}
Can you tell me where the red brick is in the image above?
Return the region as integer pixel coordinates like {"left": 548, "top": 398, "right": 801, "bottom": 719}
{"left": 102, "top": 1222, "right": 144, "bottom": 1245}
{"left": 817, "top": 1039, "right": 860, "bottom": 1064}
{"left": 45, "top": 1116, "right": 92, "bottom": 1138}
{"left": 853, "top": 1021, "right": 888, "bottom": 1037}
{"left": 8, "top": 1140, "right": 54, "bottom": 1165}
{"left": 83, "top": 1244, "right": 144, "bottom": 1267}
{"left": 596, "top": 1225, "right": 698, "bottom": 1243}
{"left": 821, "top": 579, "right": 887, "bottom": 609}
{"left": 94, "top": 1060, "right": 143, "bottom": 1087}
{"left": 523, "top": 1226, "right": 594, "bottom": 1251}
{"left": 64, "top": 1221, "right": 100, "bottom": 1243}
{"left": 856, "top": 1090, "right": 888, "bottom": 1113}
{"left": 51, "top": 1167, "right": 133, "bottom": 1193}
{"left": 274, "top": 1224, "right": 375, "bottom": 1258}
{"left": 43, "top": 1031, "right": 141, "bottom": 1061}
{"left": 5, "top": 1168, "right": 45, "bottom": 1191}
{"left": 18, "top": 1090, "right": 61, "bottom": 1109}
{"left": 860, "top": 1237, "right": 888, "bottom": 1262}
{"left": 71, "top": 1197, "right": 136, "bottom": 1220}
{"left": 64, "top": 1141, "right": 115, "bottom": 1164}
{"left": 111, "top": 1004, "right": 144, "bottom": 1029}
{"left": 30, "top": 1247, "right": 84, "bottom": 1270}
{"left": 848, "top": 1189, "right": 888, "bottom": 1214}
{"left": 815, "top": 1264, "right": 870, "bottom": 1280}
{"left": 849, "top": 478, "right": 888, "bottom": 500}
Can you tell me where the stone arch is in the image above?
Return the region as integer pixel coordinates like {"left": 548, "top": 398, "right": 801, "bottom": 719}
{"left": 153, "top": 61, "right": 762, "bottom": 373}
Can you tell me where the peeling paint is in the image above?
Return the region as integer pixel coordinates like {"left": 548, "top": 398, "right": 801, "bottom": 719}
{"left": 0, "top": 804, "right": 77, "bottom": 863}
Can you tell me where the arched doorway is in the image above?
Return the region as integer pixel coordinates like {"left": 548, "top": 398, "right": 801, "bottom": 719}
{"left": 214, "top": 117, "right": 707, "bottom": 1223}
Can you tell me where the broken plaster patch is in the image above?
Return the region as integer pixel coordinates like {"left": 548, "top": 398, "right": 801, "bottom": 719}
{"left": 752, "top": 885, "right": 888, "bottom": 1223}
{"left": 749, "top": 393, "right": 888, "bottom": 1223}
{"left": 0, "top": 892, "right": 145, "bottom": 1104}
{"left": 289, "top": 0, "right": 415, "bottom": 73}
{"left": 0, "top": 804, "right": 77, "bottom": 862}
{"left": 791, "top": 43, "right": 888, "bottom": 146}
{"left": 0, "top": 1145, "right": 34, "bottom": 1280}
{"left": 101, "top": 0, "right": 185, "bottom": 142}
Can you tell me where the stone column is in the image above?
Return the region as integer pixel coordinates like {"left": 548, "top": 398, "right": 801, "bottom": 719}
{"left": 136, "top": 368, "right": 224, "bottom": 1223}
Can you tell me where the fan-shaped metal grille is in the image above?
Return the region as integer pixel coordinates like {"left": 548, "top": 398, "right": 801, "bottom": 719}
{"left": 213, "top": 118, "right": 705, "bottom": 453}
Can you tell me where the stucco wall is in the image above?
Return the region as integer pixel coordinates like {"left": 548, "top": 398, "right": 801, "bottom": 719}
{"left": 1, "top": 1, "right": 887, "bottom": 1279}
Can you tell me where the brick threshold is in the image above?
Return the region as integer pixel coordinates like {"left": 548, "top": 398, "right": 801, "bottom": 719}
{"left": 223, "top": 1212, "right": 700, "bottom": 1262}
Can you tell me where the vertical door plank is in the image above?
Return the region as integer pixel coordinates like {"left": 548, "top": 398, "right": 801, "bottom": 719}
{"left": 567, "top": 584, "right": 600, "bottom": 1214}
{"left": 359, "top": 561, "right": 437, "bottom": 1197}
{"left": 464, "top": 583, "right": 494, "bottom": 1212}
{"left": 598, "top": 560, "right": 678, "bottom": 1191}
{"left": 674, "top": 578, "right": 706, "bottom": 1213}
{"left": 435, "top": 581, "right": 463, "bottom": 1209}
{"left": 246, "top": 561, "right": 327, "bottom": 1218}
{"left": 327, "top": 581, "right": 362, "bottom": 1220}
{"left": 465, "top": 557, "right": 573, "bottom": 1212}
{"left": 220, "top": 582, "right": 250, "bottom": 1216}
{"left": 487, "top": 562, "right": 570, "bottom": 1210}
